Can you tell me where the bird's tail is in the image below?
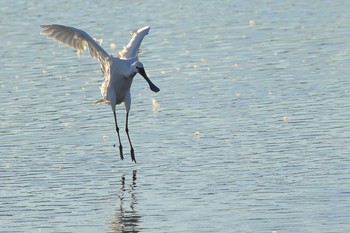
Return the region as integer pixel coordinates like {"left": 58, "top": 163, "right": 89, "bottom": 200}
{"left": 94, "top": 99, "right": 104, "bottom": 105}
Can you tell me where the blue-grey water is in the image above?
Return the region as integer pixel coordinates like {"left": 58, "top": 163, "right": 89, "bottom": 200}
{"left": 1, "top": 0, "right": 350, "bottom": 232}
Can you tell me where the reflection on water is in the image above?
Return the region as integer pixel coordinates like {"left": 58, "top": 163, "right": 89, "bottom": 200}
{"left": 110, "top": 170, "right": 140, "bottom": 233}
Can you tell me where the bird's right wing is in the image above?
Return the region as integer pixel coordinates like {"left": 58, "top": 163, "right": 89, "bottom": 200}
{"left": 41, "top": 24, "right": 110, "bottom": 63}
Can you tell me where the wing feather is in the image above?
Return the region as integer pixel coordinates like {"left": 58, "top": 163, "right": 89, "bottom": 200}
{"left": 40, "top": 24, "right": 110, "bottom": 62}
{"left": 118, "top": 26, "right": 150, "bottom": 59}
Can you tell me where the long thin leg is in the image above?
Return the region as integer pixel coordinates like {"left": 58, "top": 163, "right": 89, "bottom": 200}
{"left": 113, "top": 110, "right": 124, "bottom": 160}
{"left": 125, "top": 111, "right": 136, "bottom": 163}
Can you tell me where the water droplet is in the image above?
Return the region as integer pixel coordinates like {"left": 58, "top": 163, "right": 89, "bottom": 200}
{"left": 152, "top": 98, "right": 160, "bottom": 112}
{"left": 249, "top": 19, "right": 256, "bottom": 27}
{"left": 194, "top": 131, "right": 203, "bottom": 139}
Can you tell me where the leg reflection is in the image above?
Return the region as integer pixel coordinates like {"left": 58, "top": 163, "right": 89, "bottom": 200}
{"left": 110, "top": 170, "right": 140, "bottom": 233}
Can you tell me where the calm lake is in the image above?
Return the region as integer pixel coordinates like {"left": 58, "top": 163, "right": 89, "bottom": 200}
{"left": 1, "top": 0, "right": 350, "bottom": 232}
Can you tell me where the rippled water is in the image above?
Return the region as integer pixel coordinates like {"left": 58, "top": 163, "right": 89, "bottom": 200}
{"left": 1, "top": 0, "right": 350, "bottom": 232}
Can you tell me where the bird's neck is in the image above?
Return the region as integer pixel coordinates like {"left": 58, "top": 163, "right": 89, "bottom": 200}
{"left": 126, "top": 69, "right": 137, "bottom": 79}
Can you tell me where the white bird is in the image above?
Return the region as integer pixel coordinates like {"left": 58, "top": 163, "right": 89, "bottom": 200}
{"left": 41, "top": 24, "right": 160, "bottom": 163}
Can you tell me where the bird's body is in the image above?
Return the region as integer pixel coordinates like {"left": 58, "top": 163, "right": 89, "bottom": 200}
{"left": 101, "top": 56, "right": 137, "bottom": 105}
{"left": 41, "top": 24, "right": 160, "bottom": 163}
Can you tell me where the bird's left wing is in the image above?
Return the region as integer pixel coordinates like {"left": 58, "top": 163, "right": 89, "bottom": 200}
{"left": 118, "top": 26, "right": 150, "bottom": 59}
{"left": 40, "top": 24, "right": 110, "bottom": 63}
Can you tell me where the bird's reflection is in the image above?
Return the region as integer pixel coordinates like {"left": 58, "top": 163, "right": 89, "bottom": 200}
{"left": 110, "top": 170, "right": 140, "bottom": 233}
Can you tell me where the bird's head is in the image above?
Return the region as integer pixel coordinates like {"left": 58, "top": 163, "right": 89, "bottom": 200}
{"left": 132, "top": 61, "right": 160, "bottom": 93}
{"left": 131, "top": 61, "right": 144, "bottom": 73}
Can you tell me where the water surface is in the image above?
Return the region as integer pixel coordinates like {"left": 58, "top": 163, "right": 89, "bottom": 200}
{"left": 1, "top": 1, "right": 350, "bottom": 232}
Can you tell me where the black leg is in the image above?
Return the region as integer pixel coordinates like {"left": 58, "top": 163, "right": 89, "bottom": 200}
{"left": 113, "top": 110, "right": 124, "bottom": 160}
{"left": 125, "top": 112, "right": 136, "bottom": 163}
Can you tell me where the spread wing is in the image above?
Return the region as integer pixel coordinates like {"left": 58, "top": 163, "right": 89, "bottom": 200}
{"left": 40, "top": 24, "right": 110, "bottom": 63}
{"left": 41, "top": 24, "right": 112, "bottom": 78}
{"left": 118, "top": 26, "right": 150, "bottom": 59}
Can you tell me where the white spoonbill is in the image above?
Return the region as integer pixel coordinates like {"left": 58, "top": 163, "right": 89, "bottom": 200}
{"left": 41, "top": 24, "right": 160, "bottom": 163}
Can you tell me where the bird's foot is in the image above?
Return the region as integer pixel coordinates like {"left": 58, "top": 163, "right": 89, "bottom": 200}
{"left": 119, "top": 145, "right": 124, "bottom": 160}
{"left": 130, "top": 148, "right": 136, "bottom": 163}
